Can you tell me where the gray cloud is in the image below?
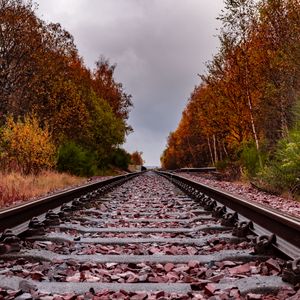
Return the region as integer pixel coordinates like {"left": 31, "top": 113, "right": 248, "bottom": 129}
{"left": 37, "top": 0, "right": 224, "bottom": 166}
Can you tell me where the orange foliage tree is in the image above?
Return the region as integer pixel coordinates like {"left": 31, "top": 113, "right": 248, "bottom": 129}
{"left": 131, "top": 151, "right": 144, "bottom": 165}
{"left": 0, "top": 0, "right": 133, "bottom": 173}
{"left": 162, "top": 0, "right": 300, "bottom": 170}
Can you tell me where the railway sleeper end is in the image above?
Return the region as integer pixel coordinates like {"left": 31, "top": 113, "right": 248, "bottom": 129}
{"left": 232, "top": 221, "right": 254, "bottom": 238}
{"left": 221, "top": 212, "right": 239, "bottom": 227}
{"left": 0, "top": 229, "right": 21, "bottom": 254}
{"left": 204, "top": 199, "right": 217, "bottom": 211}
{"left": 212, "top": 205, "right": 227, "bottom": 218}
{"left": 61, "top": 203, "right": 72, "bottom": 213}
{"left": 254, "top": 234, "right": 277, "bottom": 256}
{"left": 44, "top": 210, "right": 60, "bottom": 226}
{"left": 195, "top": 192, "right": 205, "bottom": 201}
{"left": 26, "top": 217, "right": 45, "bottom": 237}
{"left": 282, "top": 257, "right": 300, "bottom": 285}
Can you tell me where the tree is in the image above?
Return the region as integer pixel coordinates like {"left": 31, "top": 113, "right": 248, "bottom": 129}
{"left": 92, "top": 57, "right": 133, "bottom": 132}
{"left": 255, "top": 0, "right": 300, "bottom": 140}
{"left": 0, "top": 0, "right": 42, "bottom": 119}
{"left": 0, "top": 0, "right": 133, "bottom": 173}
{"left": 161, "top": 0, "right": 300, "bottom": 177}
{"left": 216, "top": 0, "right": 262, "bottom": 160}
{"left": 87, "top": 94, "right": 126, "bottom": 167}
{"left": 131, "top": 151, "right": 144, "bottom": 165}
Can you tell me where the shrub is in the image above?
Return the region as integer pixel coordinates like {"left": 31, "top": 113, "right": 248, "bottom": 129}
{"left": 1, "top": 115, "right": 56, "bottom": 174}
{"left": 110, "top": 148, "right": 131, "bottom": 170}
{"left": 258, "top": 129, "right": 300, "bottom": 195}
{"left": 239, "top": 142, "right": 263, "bottom": 178}
{"left": 215, "top": 159, "right": 229, "bottom": 171}
{"left": 57, "top": 141, "right": 97, "bottom": 177}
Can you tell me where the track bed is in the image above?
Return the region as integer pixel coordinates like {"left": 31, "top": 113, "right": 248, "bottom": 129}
{"left": 0, "top": 172, "right": 299, "bottom": 299}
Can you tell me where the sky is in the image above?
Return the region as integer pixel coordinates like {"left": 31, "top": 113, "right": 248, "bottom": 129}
{"left": 36, "top": 0, "right": 224, "bottom": 166}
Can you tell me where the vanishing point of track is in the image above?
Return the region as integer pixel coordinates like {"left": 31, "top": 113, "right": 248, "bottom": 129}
{"left": 0, "top": 171, "right": 299, "bottom": 299}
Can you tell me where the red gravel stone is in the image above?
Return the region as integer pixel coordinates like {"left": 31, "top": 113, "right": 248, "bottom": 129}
{"left": 265, "top": 258, "right": 281, "bottom": 272}
{"left": 246, "top": 293, "right": 262, "bottom": 300}
{"left": 228, "top": 263, "right": 251, "bottom": 275}
{"left": 188, "top": 260, "right": 200, "bottom": 268}
{"left": 131, "top": 292, "right": 148, "bottom": 300}
{"left": 204, "top": 283, "right": 217, "bottom": 296}
{"left": 164, "top": 263, "right": 175, "bottom": 272}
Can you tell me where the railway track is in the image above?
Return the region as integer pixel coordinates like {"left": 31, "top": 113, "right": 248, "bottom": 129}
{"left": 0, "top": 171, "right": 299, "bottom": 299}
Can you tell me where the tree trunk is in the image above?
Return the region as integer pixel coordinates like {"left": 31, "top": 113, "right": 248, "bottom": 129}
{"left": 213, "top": 134, "right": 218, "bottom": 164}
{"left": 280, "top": 97, "right": 289, "bottom": 137}
{"left": 246, "top": 92, "right": 263, "bottom": 168}
{"left": 187, "top": 136, "right": 197, "bottom": 166}
{"left": 207, "top": 135, "right": 214, "bottom": 165}
{"left": 244, "top": 54, "right": 262, "bottom": 168}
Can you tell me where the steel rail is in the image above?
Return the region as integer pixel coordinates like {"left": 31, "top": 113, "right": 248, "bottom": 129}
{"left": 0, "top": 173, "right": 139, "bottom": 234}
{"left": 157, "top": 171, "right": 300, "bottom": 260}
{"left": 177, "top": 167, "right": 217, "bottom": 172}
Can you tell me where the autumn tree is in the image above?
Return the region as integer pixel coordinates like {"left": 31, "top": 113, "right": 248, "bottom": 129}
{"left": 161, "top": 132, "right": 180, "bottom": 170}
{"left": 92, "top": 57, "right": 133, "bottom": 132}
{"left": 210, "top": 0, "right": 262, "bottom": 158}
{"left": 0, "top": 0, "right": 133, "bottom": 173}
{"left": 0, "top": 0, "right": 43, "bottom": 118}
{"left": 161, "top": 0, "right": 300, "bottom": 177}
{"left": 131, "top": 151, "right": 144, "bottom": 166}
{"left": 254, "top": 0, "right": 300, "bottom": 142}
{"left": 161, "top": 85, "right": 222, "bottom": 170}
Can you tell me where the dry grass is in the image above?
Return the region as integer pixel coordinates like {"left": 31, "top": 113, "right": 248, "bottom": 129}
{"left": 0, "top": 171, "right": 86, "bottom": 209}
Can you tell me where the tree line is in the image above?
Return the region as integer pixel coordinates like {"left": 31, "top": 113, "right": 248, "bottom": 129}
{"left": 161, "top": 0, "right": 300, "bottom": 194}
{"left": 0, "top": 0, "right": 134, "bottom": 176}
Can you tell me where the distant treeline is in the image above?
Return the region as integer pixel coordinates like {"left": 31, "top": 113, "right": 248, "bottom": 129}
{"left": 161, "top": 0, "right": 300, "bottom": 195}
{"left": 0, "top": 0, "right": 133, "bottom": 176}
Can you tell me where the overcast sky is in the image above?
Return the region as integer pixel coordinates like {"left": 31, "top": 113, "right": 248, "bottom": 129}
{"left": 36, "top": 0, "right": 224, "bottom": 166}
